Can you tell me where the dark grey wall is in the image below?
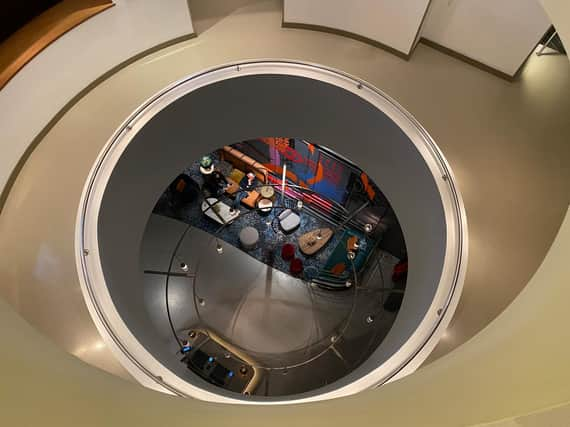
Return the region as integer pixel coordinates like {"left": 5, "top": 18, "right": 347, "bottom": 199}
{"left": 96, "top": 74, "right": 447, "bottom": 397}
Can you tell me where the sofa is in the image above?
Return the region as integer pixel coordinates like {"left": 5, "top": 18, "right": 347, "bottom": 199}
{"left": 219, "top": 146, "right": 268, "bottom": 184}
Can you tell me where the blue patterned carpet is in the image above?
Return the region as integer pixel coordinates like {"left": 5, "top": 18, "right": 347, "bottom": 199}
{"left": 153, "top": 159, "right": 374, "bottom": 283}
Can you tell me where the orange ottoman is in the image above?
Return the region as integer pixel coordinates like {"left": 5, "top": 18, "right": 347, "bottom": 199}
{"left": 241, "top": 190, "right": 260, "bottom": 208}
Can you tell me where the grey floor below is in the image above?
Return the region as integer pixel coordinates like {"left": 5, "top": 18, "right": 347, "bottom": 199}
{"left": 141, "top": 214, "right": 400, "bottom": 396}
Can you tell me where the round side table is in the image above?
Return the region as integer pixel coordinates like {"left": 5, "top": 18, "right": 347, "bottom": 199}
{"left": 259, "top": 185, "right": 275, "bottom": 200}
{"left": 257, "top": 198, "right": 273, "bottom": 214}
{"left": 239, "top": 226, "right": 259, "bottom": 250}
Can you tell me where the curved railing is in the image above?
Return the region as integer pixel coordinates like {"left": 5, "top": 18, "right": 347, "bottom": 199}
{"left": 160, "top": 171, "right": 405, "bottom": 396}
{"left": 163, "top": 220, "right": 371, "bottom": 396}
{"left": 76, "top": 60, "right": 468, "bottom": 403}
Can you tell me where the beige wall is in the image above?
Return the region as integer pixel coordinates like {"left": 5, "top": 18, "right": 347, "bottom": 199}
{"left": 421, "top": 0, "right": 551, "bottom": 76}
{"left": 475, "top": 403, "right": 570, "bottom": 426}
{"left": 0, "top": 0, "right": 194, "bottom": 203}
{"left": 283, "top": 0, "right": 430, "bottom": 54}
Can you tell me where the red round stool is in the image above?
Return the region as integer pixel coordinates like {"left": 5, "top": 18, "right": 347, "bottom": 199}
{"left": 290, "top": 258, "right": 303, "bottom": 275}
{"left": 281, "top": 243, "right": 295, "bottom": 261}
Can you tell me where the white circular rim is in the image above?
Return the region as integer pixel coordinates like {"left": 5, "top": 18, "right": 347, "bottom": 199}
{"left": 75, "top": 60, "right": 468, "bottom": 404}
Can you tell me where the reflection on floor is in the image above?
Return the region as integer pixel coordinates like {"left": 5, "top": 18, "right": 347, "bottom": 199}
{"left": 142, "top": 214, "right": 401, "bottom": 396}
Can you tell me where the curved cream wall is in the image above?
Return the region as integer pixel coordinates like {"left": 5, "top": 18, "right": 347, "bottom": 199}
{"left": 0, "top": 207, "right": 568, "bottom": 425}
{"left": 0, "top": 0, "right": 194, "bottom": 202}
{"left": 421, "top": 0, "right": 551, "bottom": 76}
{"left": 1, "top": 0, "right": 569, "bottom": 381}
{"left": 283, "top": 0, "right": 430, "bottom": 55}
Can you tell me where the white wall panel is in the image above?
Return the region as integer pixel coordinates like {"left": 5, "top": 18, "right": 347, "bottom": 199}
{"left": 284, "top": 0, "right": 430, "bottom": 55}
{"left": 0, "top": 0, "right": 194, "bottom": 199}
{"left": 421, "top": 0, "right": 551, "bottom": 76}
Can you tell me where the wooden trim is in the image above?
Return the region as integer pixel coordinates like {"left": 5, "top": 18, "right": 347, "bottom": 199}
{"left": 419, "top": 37, "right": 515, "bottom": 81}
{"left": 0, "top": 33, "right": 196, "bottom": 214}
{"left": 0, "top": 0, "right": 115, "bottom": 90}
{"left": 282, "top": 21, "right": 410, "bottom": 60}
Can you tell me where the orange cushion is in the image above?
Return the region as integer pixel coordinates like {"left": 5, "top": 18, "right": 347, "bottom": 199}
{"left": 228, "top": 168, "right": 245, "bottom": 184}
{"left": 241, "top": 191, "right": 260, "bottom": 208}
{"left": 331, "top": 263, "right": 346, "bottom": 275}
{"left": 225, "top": 178, "right": 240, "bottom": 196}
{"left": 175, "top": 179, "right": 186, "bottom": 192}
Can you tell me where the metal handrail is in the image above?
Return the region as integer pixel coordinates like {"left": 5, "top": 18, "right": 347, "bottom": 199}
{"left": 77, "top": 60, "right": 467, "bottom": 401}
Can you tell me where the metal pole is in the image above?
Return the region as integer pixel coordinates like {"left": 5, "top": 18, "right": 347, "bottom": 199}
{"left": 281, "top": 163, "right": 287, "bottom": 205}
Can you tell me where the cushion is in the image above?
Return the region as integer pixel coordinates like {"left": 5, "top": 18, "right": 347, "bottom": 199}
{"left": 290, "top": 258, "right": 303, "bottom": 275}
{"left": 241, "top": 190, "right": 260, "bottom": 208}
{"left": 281, "top": 243, "right": 295, "bottom": 261}
{"left": 228, "top": 168, "right": 245, "bottom": 185}
{"left": 169, "top": 174, "right": 199, "bottom": 203}
{"left": 331, "top": 263, "right": 346, "bottom": 275}
{"left": 278, "top": 209, "right": 300, "bottom": 233}
{"left": 221, "top": 146, "right": 268, "bottom": 183}
{"left": 224, "top": 178, "right": 240, "bottom": 196}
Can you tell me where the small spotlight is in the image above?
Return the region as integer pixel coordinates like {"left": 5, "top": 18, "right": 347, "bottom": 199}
{"left": 296, "top": 200, "right": 303, "bottom": 210}
{"left": 216, "top": 243, "right": 223, "bottom": 254}
{"left": 347, "top": 251, "right": 356, "bottom": 260}
{"left": 198, "top": 297, "right": 206, "bottom": 307}
{"left": 345, "top": 280, "right": 353, "bottom": 288}
{"left": 364, "top": 223, "right": 373, "bottom": 233}
{"left": 366, "top": 315, "right": 374, "bottom": 324}
{"left": 180, "top": 262, "right": 189, "bottom": 272}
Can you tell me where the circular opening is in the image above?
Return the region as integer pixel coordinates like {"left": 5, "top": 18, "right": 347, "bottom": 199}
{"left": 150, "top": 138, "right": 408, "bottom": 396}
{"left": 76, "top": 61, "right": 467, "bottom": 404}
